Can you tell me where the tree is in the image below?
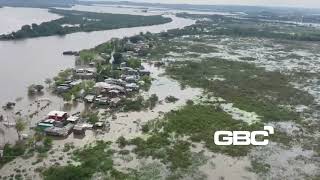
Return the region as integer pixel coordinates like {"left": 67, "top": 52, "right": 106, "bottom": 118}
{"left": 45, "top": 78, "right": 52, "bottom": 87}
{"left": 86, "top": 112, "right": 99, "bottom": 124}
{"left": 28, "top": 85, "right": 36, "bottom": 95}
{"left": 116, "top": 136, "right": 127, "bottom": 148}
{"left": 127, "top": 59, "right": 141, "bottom": 69}
{"left": 21, "top": 25, "right": 31, "bottom": 32}
{"left": 148, "top": 94, "right": 159, "bottom": 109}
{"left": 62, "top": 92, "right": 72, "bottom": 102}
{"left": 112, "top": 52, "right": 123, "bottom": 65}
{"left": 83, "top": 80, "right": 95, "bottom": 94}
{"left": 15, "top": 119, "right": 26, "bottom": 141}
{"left": 34, "top": 85, "right": 44, "bottom": 92}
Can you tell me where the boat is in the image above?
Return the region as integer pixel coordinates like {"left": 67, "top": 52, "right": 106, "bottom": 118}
{"left": 62, "top": 51, "right": 79, "bottom": 56}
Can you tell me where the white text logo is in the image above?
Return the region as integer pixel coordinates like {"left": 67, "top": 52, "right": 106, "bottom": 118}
{"left": 214, "top": 126, "right": 274, "bottom": 146}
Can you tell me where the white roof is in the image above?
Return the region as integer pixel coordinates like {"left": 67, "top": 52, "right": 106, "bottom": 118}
{"left": 47, "top": 111, "right": 67, "bottom": 117}
{"left": 67, "top": 116, "right": 80, "bottom": 122}
{"left": 95, "top": 122, "right": 104, "bottom": 126}
{"left": 126, "top": 83, "right": 139, "bottom": 88}
{"left": 95, "top": 82, "right": 124, "bottom": 91}
{"left": 85, "top": 95, "right": 95, "bottom": 100}
{"left": 70, "top": 80, "right": 82, "bottom": 86}
{"left": 80, "top": 123, "right": 94, "bottom": 128}
{"left": 43, "top": 119, "right": 56, "bottom": 124}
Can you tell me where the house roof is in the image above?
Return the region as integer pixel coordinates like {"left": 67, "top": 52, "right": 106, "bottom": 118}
{"left": 95, "top": 82, "right": 125, "bottom": 91}
{"left": 85, "top": 95, "right": 95, "bottom": 101}
{"left": 67, "top": 116, "right": 80, "bottom": 122}
{"left": 47, "top": 111, "right": 67, "bottom": 117}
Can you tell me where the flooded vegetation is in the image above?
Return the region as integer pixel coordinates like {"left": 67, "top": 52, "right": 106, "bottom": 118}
{"left": 0, "top": 9, "right": 172, "bottom": 40}
{"left": 0, "top": 2, "right": 320, "bottom": 180}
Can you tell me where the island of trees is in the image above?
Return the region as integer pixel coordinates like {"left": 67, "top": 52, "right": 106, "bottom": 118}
{"left": 0, "top": 9, "right": 172, "bottom": 40}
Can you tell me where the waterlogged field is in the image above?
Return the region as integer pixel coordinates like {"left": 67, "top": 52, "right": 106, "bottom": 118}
{"left": 130, "top": 16, "right": 320, "bottom": 179}
{"left": 1, "top": 10, "right": 320, "bottom": 180}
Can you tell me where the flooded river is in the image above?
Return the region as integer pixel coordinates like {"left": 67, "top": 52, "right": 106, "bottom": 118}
{"left": 0, "top": 7, "right": 61, "bottom": 34}
{"left": 0, "top": 7, "right": 194, "bottom": 145}
{"left": 0, "top": 8, "right": 194, "bottom": 104}
{"left": 0, "top": 7, "right": 201, "bottom": 178}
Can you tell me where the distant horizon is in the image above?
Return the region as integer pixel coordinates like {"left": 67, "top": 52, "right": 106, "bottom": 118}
{"left": 89, "top": 0, "right": 320, "bottom": 9}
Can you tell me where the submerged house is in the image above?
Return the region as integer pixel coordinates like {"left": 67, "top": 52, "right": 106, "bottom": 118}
{"left": 94, "top": 82, "right": 125, "bottom": 95}
{"left": 37, "top": 119, "right": 55, "bottom": 130}
{"left": 95, "top": 96, "right": 109, "bottom": 105}
{"left": 104, "top": 78, "right": 125, "bottom": 86}
{"left": 125, "top": 83, "right": 139, "bottom": 91}
{"left": 74, "top": 68, "right": 96, "bottom": 79}
{"left": 56, "top": 85, "right": 71, "bottom": 93}
{"left": 84, "top": 94, "right": 96, "bottom": 103}
{"left": 44, "top": 123, "right": 74, "bottom": 137}
{"left": 67, "top": 116, "right": 80, "bottom": 123}
{"left": 121, "top": 67, "right": 138, "bottom": 76}
{"left": 139, "top": 70, "right": 151, "bottom": 76}
{"left": 73, "top": 125, "right": 86, "bottom": 135}
{"left": 123, "top": 75, "right": 139, "bottom": 83}
{"left": 47, "top": 111, "right": 68, "bottom": 121}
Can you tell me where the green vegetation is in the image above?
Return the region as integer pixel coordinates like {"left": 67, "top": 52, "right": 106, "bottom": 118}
{"left": 116, "top": 136, "right": 127, "bottom": 149}
{"left": 81, "top": 111, "right": 100, "bottom": 124}
{"left": 126, "top": 58, "right": 142, "bottom": 69}
{"left": 146, "top": 94, "right": 159, "bottom": 110}
{"left": 165, "top": 96, "right": 179, "bottom": 103}
{"left": 0, "top": 143, "right": 26, "bottom": 168}
{"left": 249, "top": 159, "right": 271, "bottom": 174}
{"left": 53, "top": 69, "right": 73, "bottom": 86}
{"left": 42, "top": 141, "right": 126, "bottom": 180}
{"left": 121, "top": 96, "right": 145, "bottom": 112}
{"left": 79, "top": 50, "right": 97, "bottom": 63}
{"left": 63, "top": 143, "right": 75, "bottom": 152}
{"left": 113, "top": 52, "right": 124, "bottom": 65}
{"left": 176, "top": 13, "right": 320, "bottom": 42}
{"left": 124, "top": 103, "right": 271, "bottom": 176}
{"left": 15, "top": 119, "right": 26, "bottom": 141}
{"left": 166, "top": 59, "right": 313, "bottom": 123}
{"left": 0, "top": 9, "right": 172, "bottom": 40}
{"left": 129, "top": 135, "right": 196, "bottom": 171}
{"left": 119, "top": 94, "right": 159, "bottom": 112}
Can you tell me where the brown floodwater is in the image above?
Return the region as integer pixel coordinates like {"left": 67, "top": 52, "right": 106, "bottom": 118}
{"left": 0, "top": 6, "right": 195, "bottom": 146}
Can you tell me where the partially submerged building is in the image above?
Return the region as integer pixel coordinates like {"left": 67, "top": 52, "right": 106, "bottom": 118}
{"left": 47, "top": 111, "right": 68, "bottom": 121}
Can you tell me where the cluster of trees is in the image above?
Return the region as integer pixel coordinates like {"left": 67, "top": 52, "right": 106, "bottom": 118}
{"left": 42, "top": 141, "right": 127, "bottom": 180}
{"left": 0, "top": 9, "right": 172, "bottom": 40}
{"left": 120, "top": 94, "right": 159, "bottom": 112}
{"left": 175, "top": 13, "right": 320, "bottom": 41}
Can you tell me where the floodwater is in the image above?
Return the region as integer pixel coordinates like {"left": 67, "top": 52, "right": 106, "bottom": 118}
{"left": 0, "top": 9, "right": 194, "bottom": 104}
{"left": 61, "top": 4, "right": 239, "bottom": 16}
{"left": 0, "top": 64, "right": 203, "bottom": 180}
{"left": 0, "top": 7, "right": 61, "bottom": 34}
{"left": 58, "top": 4, "right": 162, "bottom": 16}
{"left": 0, "top": 6, "right": 195, "bottom": 146}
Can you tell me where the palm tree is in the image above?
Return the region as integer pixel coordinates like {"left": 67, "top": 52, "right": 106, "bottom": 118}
{"left": 15, "top": 118, "right": 26, "bottom": 141}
